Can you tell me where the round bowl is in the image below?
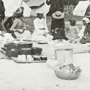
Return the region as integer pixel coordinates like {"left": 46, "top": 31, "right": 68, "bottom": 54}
{"left": 54, "top": 68, "right": 81, "bottom": 80}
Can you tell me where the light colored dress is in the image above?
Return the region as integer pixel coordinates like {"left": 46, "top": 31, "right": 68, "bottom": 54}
{"left": 66, "top": 25, "right": 79, "bottom": 41}
{"left": 32, "top": 18, "right": 48, "bottom": 41}
{"left": 10, "top": 18, "right": 31, "bottom": 40}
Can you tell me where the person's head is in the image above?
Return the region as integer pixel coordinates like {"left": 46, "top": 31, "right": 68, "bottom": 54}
{"left": 14, "top": 7, "right": 24, "bottom": 18}
{"left": 20, "top": 7, "right": 24, "bottom": 11}
{"left": 82, "top": 17, "right": 90, "bottom": 26}
{"left": 36, "top": 10, "right": 44, "bottom": 19}
{"left": 69, "top": 18, "right": 76, "bottom": 26}
{"left": 52, "top": 11, "right": 64, "bottom": 20}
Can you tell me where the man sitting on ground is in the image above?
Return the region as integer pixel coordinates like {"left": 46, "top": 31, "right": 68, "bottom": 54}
{"left": 32, "top": 10, "right": 52, "bottom": 41}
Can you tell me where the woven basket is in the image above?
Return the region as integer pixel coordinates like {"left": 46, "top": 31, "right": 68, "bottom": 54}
{"left": 54, "top": 66, "right": 81, "bottom": 80}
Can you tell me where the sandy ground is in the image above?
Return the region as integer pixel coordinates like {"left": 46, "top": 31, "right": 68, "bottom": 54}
{"left": 0, "top": 44, "right": 90, "bottom": 90}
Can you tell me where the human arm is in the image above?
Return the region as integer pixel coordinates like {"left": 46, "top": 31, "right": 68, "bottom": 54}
{"left": 10, "top": 19, "right": 18, "bottom": 32}
{"left": 45, "top": 20, "right": 49, "bottom": 33}
{"left": 33, "top": 19, "right": 39, "bottom": 32}
{"left": 10, "top": 19, "right": 24, "bottom": 34}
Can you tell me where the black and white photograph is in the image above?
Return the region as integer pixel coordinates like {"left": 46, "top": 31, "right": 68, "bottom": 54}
{"left": 0, "top": 0, "right": 90, "bottom": 90}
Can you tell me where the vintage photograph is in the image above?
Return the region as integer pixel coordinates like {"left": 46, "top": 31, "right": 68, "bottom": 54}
{"left": 0, "top": 0, "right": 90, "bottom": 90}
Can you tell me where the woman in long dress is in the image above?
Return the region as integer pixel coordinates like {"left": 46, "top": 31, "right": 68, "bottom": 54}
{"left": 10, "top": 7, "right": 31, "bottom": 40}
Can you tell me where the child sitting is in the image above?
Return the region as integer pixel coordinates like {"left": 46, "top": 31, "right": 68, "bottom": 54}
{"left": 65, "top": 18, "right": 79, "bottom": 43}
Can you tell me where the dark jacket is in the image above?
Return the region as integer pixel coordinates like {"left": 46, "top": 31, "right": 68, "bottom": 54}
{"left": 4, "top": 16, "right": 14, "bottom": 32}
{"left": 46, "top": 0, "right": 64, "bottom": 15}
{"left": 0, "top": 0, "right": 5, "bottom": 20}
{"left": 51, "top": 18, "right": 65, "bottom": 29}
{"left": 80, "top": 23, "right": 90, "bottom": 44}
{"left": 4, "top": 16, "right": 16, "bottom": 38}
{"left": 84, "top": 23, "right": 90, "bottom": 35}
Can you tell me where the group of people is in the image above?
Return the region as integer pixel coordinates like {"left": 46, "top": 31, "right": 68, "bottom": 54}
{"left": 46, "top": 0, "right": 90, "bottom": 44}
{"left": 0, "top": 0, "right": 90, "bottom": 44}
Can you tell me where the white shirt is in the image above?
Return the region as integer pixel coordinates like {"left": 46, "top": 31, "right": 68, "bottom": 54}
{"left": 33, "top": 18, "right": 48, "bottom": 34}
{"left": 78, "top": 26, "right": 86, "bottom": 38}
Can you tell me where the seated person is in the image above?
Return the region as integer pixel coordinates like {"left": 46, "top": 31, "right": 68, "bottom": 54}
{"left": 51, "top": 11, "right": 68, "bottom": 41}
{"left": 78, "top": 18, "right": 88, "bottom": 39}
{"left": 10, "top": 7, "right": 31, "bottom": 40}
{"left": 80, "top": 17, "right": 90, "bottom": 44}
{"left": 74, "top": 17, "right": 90, "bottom": 44}
{"left": 65, "top": 18, "right": 79, "bottom": 43}
{"left": 4, "top": 7, "right": 24, "bottom": 38}
{"left": 32, "top": 10, "right": 52, "bottom": 41}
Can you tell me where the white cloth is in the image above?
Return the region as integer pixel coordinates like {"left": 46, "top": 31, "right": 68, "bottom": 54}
{"left": 78, "top": 26, "right": 86, "bottom": 38}
{"left": 0, "top": 33, "right": 15, "bottom": 47}
{"left": 83, "top": 17, "right": 90, "bottom": 24}
{"left": 15, "top": 30, "right": 32, "bottom": 40}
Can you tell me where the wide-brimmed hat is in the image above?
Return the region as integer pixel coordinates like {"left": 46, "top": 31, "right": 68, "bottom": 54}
{"left": 14, "top": 7, "right": 24, "bottom": 17}
{"left": 52, "top": 11, "right": 64, "bottom": 19}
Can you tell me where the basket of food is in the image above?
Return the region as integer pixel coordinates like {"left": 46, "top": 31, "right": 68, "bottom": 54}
{"left": 54, "top": 64, "right": 81, "bottom": 80}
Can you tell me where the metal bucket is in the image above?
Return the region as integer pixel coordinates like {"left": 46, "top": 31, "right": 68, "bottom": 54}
{"left": 55, "top": 48, "right": 73, "bottom": 65}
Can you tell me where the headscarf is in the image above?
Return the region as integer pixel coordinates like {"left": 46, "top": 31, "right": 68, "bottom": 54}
{"left": 82, "top": 17, "right": 90, "bottom": 24}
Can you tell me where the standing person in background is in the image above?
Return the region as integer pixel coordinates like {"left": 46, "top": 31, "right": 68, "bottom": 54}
{"left": 46, "top": 0, "right": 64, "bottom": 34}
{"left": 0, "top": 0, "right": 6, "bottom": 31}
{"left": 46, "top": 0, "right": 64, "bottom": 15}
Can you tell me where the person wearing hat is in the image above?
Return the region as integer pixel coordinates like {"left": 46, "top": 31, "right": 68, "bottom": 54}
{"left": 74, "top": 17, "right": 90, "bottom": 44}
{"left": 79, "top": 17, "right": 90, "bottom": 44}
{"left": 51, "top": 11, "right": 67, "bottom": 40}
{"left": 65, "top": 18, "right": 79, "bottom": 43}
{"left": 10, "top": 7, "right": 31, "bottom": 40}
{"left": 32, "top": 10, "right": 49, "bottom": 41}
{"left": 46, "top": 0, "right": 64, "bottom": 34}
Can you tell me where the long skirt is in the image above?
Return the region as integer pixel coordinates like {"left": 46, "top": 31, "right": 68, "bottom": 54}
{"left": 15, "top": 30, "right": 32, "bottom": 40}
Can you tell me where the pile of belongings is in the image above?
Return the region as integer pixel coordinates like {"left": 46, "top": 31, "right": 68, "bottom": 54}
{"left": 54, "top": 63, "right": 81, "bottom": 80}
{"left": 3, "top": 40, "right": 47, "bottom": 63}
{"left": 32, "top": 34, "right": 53, "bottom": 44}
